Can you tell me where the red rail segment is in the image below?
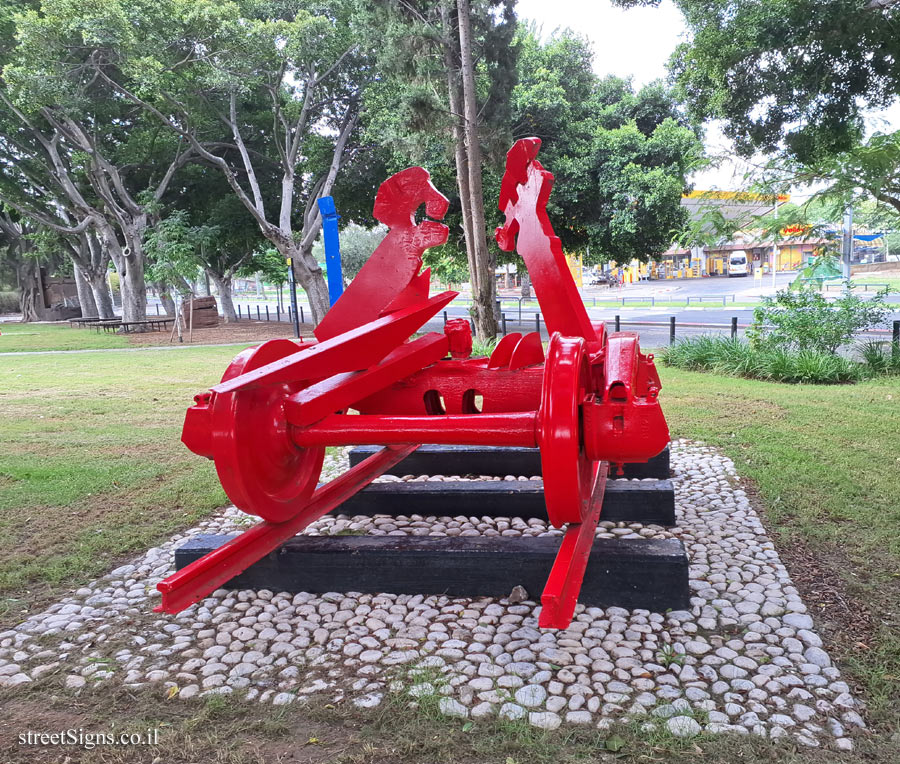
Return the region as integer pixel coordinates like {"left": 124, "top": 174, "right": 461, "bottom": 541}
{"left": 160, "top": 138, "right": 670, "bottom": 629}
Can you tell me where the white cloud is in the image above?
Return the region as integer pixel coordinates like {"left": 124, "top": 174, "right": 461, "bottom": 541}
{"left": 515, "top": 0, "right": 685, "bottom": 86}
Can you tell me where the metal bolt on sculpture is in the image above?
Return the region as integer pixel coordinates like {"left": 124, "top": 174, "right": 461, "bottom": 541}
{"left": 158, "top": 138, "right": 670, "bottom": 629}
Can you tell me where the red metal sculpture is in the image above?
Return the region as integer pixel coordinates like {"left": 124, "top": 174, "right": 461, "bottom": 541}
{"left": 160, "top": 138, "right": 669, "bottom": 628}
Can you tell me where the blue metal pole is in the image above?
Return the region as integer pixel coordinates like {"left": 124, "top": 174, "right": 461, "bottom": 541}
{"left": 317, "top": 196, "right": 344, "bottom": 306}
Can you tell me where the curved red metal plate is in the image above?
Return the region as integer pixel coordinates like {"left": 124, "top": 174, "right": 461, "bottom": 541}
{"left": 508, "top": 332, "right": 545, "bottom": 370}
{"left": 315, "top": 167, "right": 449, "bottom": 341}
{"left": 487, "top": 333, "right": 522, "bottom": 369}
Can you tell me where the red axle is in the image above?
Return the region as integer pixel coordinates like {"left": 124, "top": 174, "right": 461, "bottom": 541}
{"left": 290, "top": 412, "right": 538, "bottom": 449}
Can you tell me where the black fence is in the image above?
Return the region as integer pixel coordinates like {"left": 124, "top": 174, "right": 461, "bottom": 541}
{"left": 153, "top": 300, "right": 900, "bottom": 353}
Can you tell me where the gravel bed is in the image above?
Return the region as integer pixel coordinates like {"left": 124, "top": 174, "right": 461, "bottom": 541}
{"left": 0, "top": 441, "right": 863, "bottom": 750}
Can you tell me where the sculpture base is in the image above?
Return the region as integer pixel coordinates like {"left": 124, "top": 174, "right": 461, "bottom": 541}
{"left": 175, "top": 534, "right": 690, "bottom": 613}
{"left": 348, "top": 444, "right": 671, "bottom": 480}
{"left": 334, "top": 479, "right": 676, "bottom": 526}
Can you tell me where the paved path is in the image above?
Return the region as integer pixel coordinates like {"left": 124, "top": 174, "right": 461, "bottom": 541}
{"left": 1, "top": 341, "right": 261, "bottom": 357}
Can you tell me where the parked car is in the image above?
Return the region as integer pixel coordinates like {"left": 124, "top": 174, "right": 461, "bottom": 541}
{"left": 727, "top": 251, "right": 750, "bottom": 277}
{"left": 589, "top": 272, "right": 621, "bottom": 287}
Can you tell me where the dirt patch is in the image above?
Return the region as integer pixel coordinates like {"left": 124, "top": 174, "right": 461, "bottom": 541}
{"left": 741, "top": 477, "right": 900, "bottom": 732}
{"left": 0, "top": 688, "right": 353, "bottom": 764}
{"left": 125, "top": 320, "right": 316, "bottom": 347}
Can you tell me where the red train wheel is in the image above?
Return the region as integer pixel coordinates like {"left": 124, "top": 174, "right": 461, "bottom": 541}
{"left": 211, "top": 339, "right": 325, "bottom": 523}
{"left": 538, "top": 333, "right": 597, "bottom": 527}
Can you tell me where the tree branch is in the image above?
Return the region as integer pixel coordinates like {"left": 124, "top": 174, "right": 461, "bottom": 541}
{"left": 299, "top": 105, "right": 359, "bottom": 251}
{"left": 229, "top": 90, "right": 266, "bottom": 217}
{"left": 90, "top": 65, "right": 274, "bottom": 232}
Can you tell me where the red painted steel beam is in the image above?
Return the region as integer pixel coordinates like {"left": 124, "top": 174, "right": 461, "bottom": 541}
{"left": 212, "top": 292, "right": 456, "bottom": 395}
{"left": 290, "top": 412, "right": 538, "bottom": 448}
{"left": 539, "top": 462, "right": 608, "bottom": 629}
{"left": 155, "top": 445, "right": 418, "bottom": 614}
{"left": 286, "top": 333, "right": 450, "bottom": 427}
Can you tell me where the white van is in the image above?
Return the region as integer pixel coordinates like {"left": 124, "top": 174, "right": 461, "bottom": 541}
{"left": 728, "top": 251, "right": 749, "bottom": 277}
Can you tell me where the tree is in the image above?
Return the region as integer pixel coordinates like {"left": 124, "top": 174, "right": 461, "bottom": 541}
{"left": 616, "top": 0, "right": 900, "bottom": 164}
{"left": 359, "top": 0, "right": 518, "bottom": 339}
{"left": 0, "top": 112, "right": 119, "bottom": 320}
{"left": 312, "top": 222, "right": 387, "bottom": 284}
{"left": 2, "top": 0, "right": 196, "bottom": 323}
{"left": 242, "top": 246, "right": 289, "bottom": 309}
{"left": 0, "top": 209, "right": 40, "bottom": 320}
{"left": 509, "top": 31, "right": 702, "bottom": 263}
{"left": 81, "top": 0, "right": 374, "bottom": 325}
{"left": 145, "top": 184, "right": 270, "bottom": 323}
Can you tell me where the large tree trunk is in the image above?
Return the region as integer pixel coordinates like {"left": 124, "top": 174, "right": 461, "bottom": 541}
{"left": 89, "top": 269, "right": 115, "bottom": 318}
{"left": 121, "top": 224, "right": 148, "bottom": 322}
{"left": 520, "top": 269, "right": 531, "bottom": 298}
{"left": 289, "top": 244, "right": 330, "bottom": 324}
{"left": 117, "top": 256, "right": 146, "bottom": 322}
{"left": 208, "top": 270, "right": 237, "bottom": 323}
{"left": 16, "top": 257, "right": 40, "bottom": 322}
{"left": 82, "top": 231, "right": 115, "bottom": 319}
{"left": 155, "top": 282, "right": 177, "bottom": 316}
{"left": 442, "top": 3, "right": 477, "bottom": 297}
{"left": 73, "top": 261, "right": 98, "bottom": 318}
{"left": 99, "top": 222, "right": 145, "bottom": 321}
{"left": 457, "top": 0, "right": 499, "bottom": 340}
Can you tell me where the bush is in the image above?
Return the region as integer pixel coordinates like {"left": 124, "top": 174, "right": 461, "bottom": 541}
{"left": 0, "top": 290, "right": 19, "bottom": 314}
{"left": 471, "top": 335, "right": 500, "bottom": 358}
{"left": 859, "top": 340, "right": 900, "bottom": 376}
{"left": 662, "top": 336, "right": 863, "bottom": 384}
{"left": 747, "top": 285, "right": 891, "bottom": 354}
{"left": 312, "top": 222, "right": 388, "bottom": 282}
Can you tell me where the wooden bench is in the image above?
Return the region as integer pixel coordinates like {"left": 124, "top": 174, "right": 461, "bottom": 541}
{"left": 90, "top": 320, "right": 123, "bottom": 333}
{"left": 118, "top": 317, "right": 175, "bottom": 333}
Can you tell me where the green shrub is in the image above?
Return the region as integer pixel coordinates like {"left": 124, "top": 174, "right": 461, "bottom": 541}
{"left": 471, "top": 335, "right": 500, "bottom": 358}
{"left": 859, "top": 340, "right": 900, "bottom": 376}
{"left": 0, "top": 290, "right": 19, "bottom": 314}
{"left": 661, "top": 336, "right": 862, "bottom": 384}
{"left": 747, "top": 285, "right": 891, "bottom": 354}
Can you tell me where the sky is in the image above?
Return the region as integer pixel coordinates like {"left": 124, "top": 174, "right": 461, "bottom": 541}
{"left": 515, "top": 0, "right": 900, "bottom": 201}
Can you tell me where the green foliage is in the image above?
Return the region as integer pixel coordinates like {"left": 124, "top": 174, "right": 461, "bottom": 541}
{"left": 662, "top": 336, "right": 863, "bottom": 384}
{"left": 859, "top": 340, "right": 900, "bottom": 376}
{"left": 144, "top": 210, "right": 216, "bottom": 290}
{"left": 672, "top": 202, "right": 743, "bottom": 250}
{"left": 511, "top": 33, "right": 702, "bottom": 263}
{"left": 361, "top": 22, "right": 702, "bottom": 273}
{"left": 748, "top": 286, "right": 892, "bottom": 354}
{"left": 754, "top": 131, "right": 900, "bottom": 223}
{"left": 0, "top": 289, "right": 18, "bottom": 313}
{"left": 656, "top": 643, "right": 685, "bottom": 668}
{"left": 239, "top": 247, "right": 288, "bottom": 287}
{"left": 471, "top": 335, "right": 500, "bottom": 358}
{"left": 424, "top": 246, "right": 470, "bottom": 286}
{"left": 312, "top": 222, "right": 387, "bottom": 282}
{"left": 622, "top": 0, "right": 900, "bottom": 164}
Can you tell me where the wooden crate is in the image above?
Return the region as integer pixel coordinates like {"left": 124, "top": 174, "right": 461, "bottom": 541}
{"left": 182, "top": 296, "right": 219, "bottom": 328}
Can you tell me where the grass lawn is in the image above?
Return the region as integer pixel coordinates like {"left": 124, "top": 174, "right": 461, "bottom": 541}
{"left": 658, "top": 366, "right": 900, "bottom": 733}
{"left": 0, "top": 322, "right": 130, "bottom": 352}
{"left": 849, "top": 274, "right": 900, "bottom": 292}
{"left": 0, "top": 344, "right": 247, "bottom": 618}
{"left": 0, "top": 344, "right": 898, "bottom": 762}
